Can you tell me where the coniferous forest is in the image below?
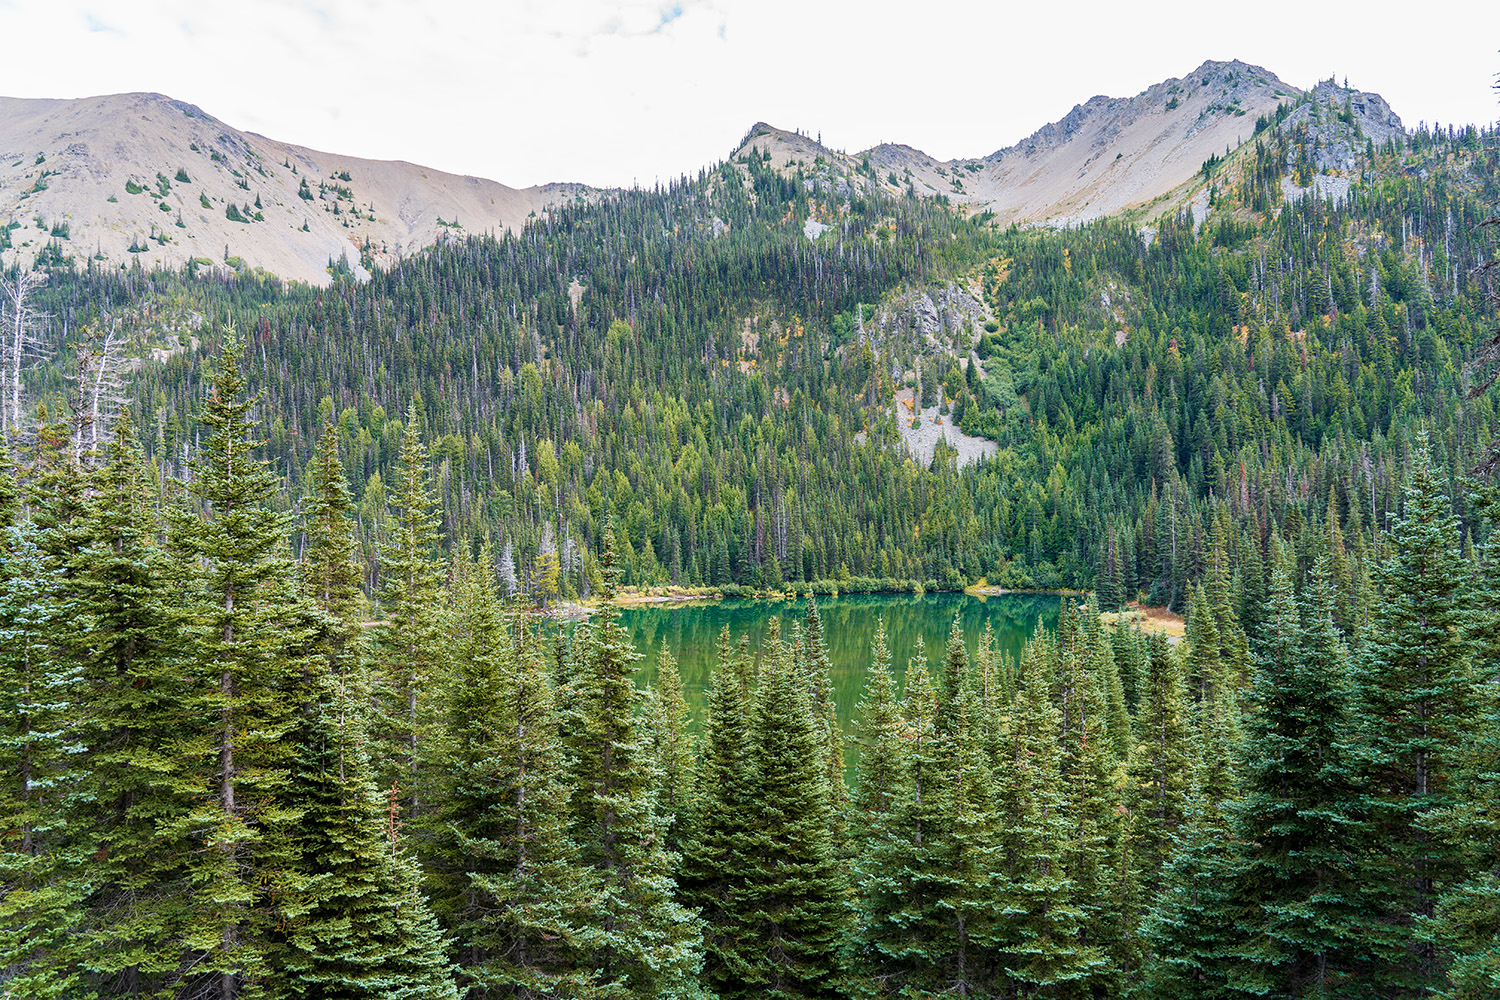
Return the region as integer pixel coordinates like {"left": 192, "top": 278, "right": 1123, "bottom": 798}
{"left": 3, "top": 90, "right": 1500, "bottom": 997}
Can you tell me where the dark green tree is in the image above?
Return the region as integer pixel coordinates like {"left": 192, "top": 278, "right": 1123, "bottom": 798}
{"left": 170, "top": 333, "right": 304, "bottom": 996}
{"left": 1351, "top": 443, "right": 1476, "bottom": 994}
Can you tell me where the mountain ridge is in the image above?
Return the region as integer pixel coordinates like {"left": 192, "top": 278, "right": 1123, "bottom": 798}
{"left": 0, "top": 91, "right": 592, "bottom": 286}
{"left": 0, "top": 60, "right": 1410, "bottom": 284}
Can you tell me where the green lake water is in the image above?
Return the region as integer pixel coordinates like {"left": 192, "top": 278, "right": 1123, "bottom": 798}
{"left": 617, "top": 592, "right": 1063, "bottom": 731}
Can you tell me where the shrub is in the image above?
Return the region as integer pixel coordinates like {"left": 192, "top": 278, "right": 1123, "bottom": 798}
{"left": 175, "top": 168, "right": 191, "bottom": 183}
{"left": 125, "top": 179, "right": 144, "bottom": 195}
{"left": 225, "top": 203, "right": 247, "bottom": 223}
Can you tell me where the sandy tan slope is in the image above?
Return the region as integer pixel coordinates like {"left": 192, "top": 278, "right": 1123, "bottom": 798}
{"left": 737, "top": 60, "right": 1300, "bottom": 227}
{"left": 0, "top": 92, "right": 589, "bottom": 286}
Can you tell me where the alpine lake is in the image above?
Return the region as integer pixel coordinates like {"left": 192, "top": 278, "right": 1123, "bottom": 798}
{"left": 611, "top": 591, "right": 1063, "bottom": 734}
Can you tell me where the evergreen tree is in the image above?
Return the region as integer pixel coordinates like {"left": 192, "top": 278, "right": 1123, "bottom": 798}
{"left": 1351, "top": 443, "right": 1476, "bottom": 994}
{"left": 1000, "top": 629, "right": 1106, "bottom": 993}
{"left": 376, "top": 407, "right": 446, "bottom": 818}
{"left": 1428, "top": 485, "right": 1500, "bottom": 998}
{"left": 1137, "top": 785, "right": 1245, "bottom": 1000}
{"left": 301, "top": 423, "right": 368, "bottom": 702}
{"left": 0, "top": 517, "right": 88, "bottom": 998}
{"left": 170, "top": 333, "right": 304, "bottom": 996}
{"left": 1062, "top": 611, "right": 1123, "bottom": 998}
{"left": 849, "top": 617, "right": 902, "bottom": 842}
{"left": 1128, "top": 633, "right": 1194, "bottom": 880}
{"left": 854, "top": 641, "right": 945, "bottom": 995}
{"left": 681, "top": 635, "right": 757, "bottom": 998}
{"left": 69, "top": 415, "right": 193, "bottom": 996}
{"left": 566, "top": 524, "right": 704, "bottom": 998}
{"left": 734, "top": 640, "right": 850, "bottom": 998}
{"left": 1228, "top": 560, "right": 1364, "bottom": 997}
{"left": 801, "top": 597, "right": 849, "bottom": 859}
{"left": 426, "top": 551, "right": 591, "bottom": 997}
{"left": 933, "top": 684, "right": 1001, "bottom": 996}
{"left": 647, "top": 641, "right": 696, "bottom": 854}
{"left": 279, "top": 694, "right": 457, "bottom": 1000}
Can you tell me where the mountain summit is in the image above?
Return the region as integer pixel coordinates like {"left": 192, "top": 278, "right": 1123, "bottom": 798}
{"left": 736, "top": 61, "right": 1336, "bottom": 226}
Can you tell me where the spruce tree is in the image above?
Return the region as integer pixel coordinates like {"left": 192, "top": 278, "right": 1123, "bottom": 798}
{"left": 376, "top": 407, "right": 446, "bottom": 818}
{"left": 1351, "top": 443, "right": 1476, "bottom": 994}
{"left": 1228, "top": 560, "right": 1364, "bottom": 997}
{"left": 735, "top": 640, "right": 850, "bottom": 998}
{"left": 681, "top": 634, "right": 757, "bottom": 998}
{"left": 69, "top": 415, "right": 194, "bottom": 995}
{"left": 934, "top": 684, "right": 1001, "bottom": 995}
{"left": 1063, "top": 611, "right": 1123, "bottom": 999}
{"left": 279, "top": 694, "right": 456, "bottom": 1000}
{"left": 0, "top": 517, "right": 89, "bottom": 998}
{"left": 647, "top": 641, "right": 696, "bottom": 855}
{"left": 850, "top": 617, "right": 902, "bottom": 842}
{"left": 301, "top": 423, "right": 368, "bottom": 702}
{"left": 566, "top": 524, "right": 704, "bottom": 998}
{"left": 1429, "top": 486, "right": 1500, "bottom": 998}
{"left": 1137, "top": 784, "right": 1245, "bottom": 1000}
{"left": 170, "top": 334, "right": 303, "bottom": 996}
{"left": 1128, "top": 633, "right": 1194, "bottom": 880}
{"left": 1000, "top": 629, "right": 1105, "bottom": 993}
{"left": 425, "top": 551, "right": 590, "bottom": 997}
{"left": 854, "top": 642, "right": 946, "bottom": 995}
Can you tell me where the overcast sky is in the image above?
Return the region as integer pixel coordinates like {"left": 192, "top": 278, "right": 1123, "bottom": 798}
{"left": 7, "top": 1, "right": 1498, "bottom": 189}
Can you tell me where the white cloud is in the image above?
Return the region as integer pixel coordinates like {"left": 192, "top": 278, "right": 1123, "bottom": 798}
{"left": 10, "top": 1, "right": 1499, "bottom": 188}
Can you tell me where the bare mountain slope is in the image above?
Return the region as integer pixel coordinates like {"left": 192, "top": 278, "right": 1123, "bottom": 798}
{"left": 737, "top": 60, "right": 1303, "bottom": 226}
{"left": 0, "top": 92, "right": 589, "bottom": 286}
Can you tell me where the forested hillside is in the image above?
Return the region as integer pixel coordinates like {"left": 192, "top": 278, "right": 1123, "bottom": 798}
{"left": 3, "top": 80, "right": 1500, "bottom": 997}
{"left": 11, "top": 97, "right": 1500, "bottom": 614}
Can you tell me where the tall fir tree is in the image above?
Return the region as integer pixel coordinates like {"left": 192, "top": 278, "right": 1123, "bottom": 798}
{"left": 1000, "top": 628, "right": 1106, "bottom": 994}
{"left": 0, "top": 516, "right": 89, "bottom": 998}
{"left": 854, "top": 641, "right": 947, "bottom": 996}
{"left": 170, "top": 333, "right": 304, "bottom": 997}
{"left": 279, "top": 695, "right": 457, "bottom": 1000}
{"left": 734, "top": 640, "right": 850, "bottom": 998}
{"left": 425, "top": 549, "right": 591, "bottom": 998}
{"left": 566, "top": 524, "right": 704, "bottom": 998}
{"left": 69, "top": 415, "right": 194, "bottom": 996}
{"left": 1351, "top": 442, "right": 1477, "bottom": 995}
{"left": 681, "top": 632, "right": 757, "bottom": 998}
{"left": 1127, "top": 633, "right": 1194, "bottom": 881}
{"left": 376, "top": 406, "right": 447, "bottom": 819}
{"left": 647, "top": 641, "right": 696, "bottom": 855}
{"left": 1227, "top": 559, "right": 1365, "bottom": 997}
{"left": 1427, "top": 483, "right": 1500, "bottom": 998}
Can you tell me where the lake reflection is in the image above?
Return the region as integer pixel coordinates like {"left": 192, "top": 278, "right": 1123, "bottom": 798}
{"left": 618, "top": 592, "right": 1062, "bottom": 730}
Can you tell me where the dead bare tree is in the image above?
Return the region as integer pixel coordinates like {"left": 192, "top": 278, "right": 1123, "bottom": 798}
{"left": 1464, "top": 214, "right": 1500, "bottom": 472}
{"left": 67, "top": 321, "right": 131, "bottom": 464}
{"left": 0, "top": 269, "right": 46, "bottom": 445}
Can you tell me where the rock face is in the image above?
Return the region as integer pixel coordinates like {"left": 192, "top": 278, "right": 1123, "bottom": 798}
{"left": 1275, "top": 78, "right": 1405, "bottom": 173}
{"left": 0, "top": 92, "right": 590, "bottom": 286}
